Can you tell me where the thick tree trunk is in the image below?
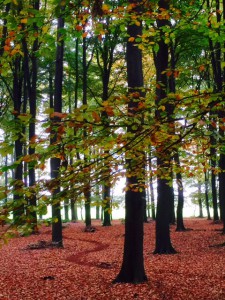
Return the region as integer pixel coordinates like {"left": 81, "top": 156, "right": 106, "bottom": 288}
{"left": 113, "top": 0, "right": 147, "bottom": 283}
{"left": 153, "top": 0, "right": 176, "bottom": 254}
{"left": 113, "top": 187, "right": 147, "bottom": 283}
{"left": 154, "top": 175, "right": 177, "bottom": 254}
{"left": 50, "top": 11, "right": 64, "bottom": 247}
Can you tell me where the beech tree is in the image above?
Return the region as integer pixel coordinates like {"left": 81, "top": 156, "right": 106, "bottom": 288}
{"left": 50, "top": 2, "right": 65, "bottom": 246}
{"left": 153, "top": 0, "right": 176, "bottom": 254}
{"left": 113, "top": 0, "right": 147, "bottom": 283}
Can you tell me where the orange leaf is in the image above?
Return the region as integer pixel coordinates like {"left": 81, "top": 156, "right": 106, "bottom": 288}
{"left": 3, "top": 45, "right": 11, "bottom": 52}
{"left": 173, "top": 70, "right": 180, "bottom": 78}
{"left": 211, "top": 121, "right": 217, "bottom": 128}
{"left": 51, "top": 112, "right": 68, "bottom": 119}
{"left": 92, "top": 111, "right": 101, "bottom": 122}
{"left": 75, "top": 25, "right": 83, "bottom": 31}
{"left": 128, "top": 37, "right": 135, "bottom": 42}
{"left": 105, "top": 106, "right": 114, "bottom": 116}
{"left": 199, "top": 65, "right": 205, "bottom": 72}
{"left": 82, "top": 32, "right": 88, "bottom": 38}
{"left": 23, "top": 155, "right": 32, "bottom": 163}
{"left": 58, "top": 125, "right": 65, "bottom": 134}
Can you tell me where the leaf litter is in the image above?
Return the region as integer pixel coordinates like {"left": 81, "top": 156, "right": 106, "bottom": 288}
{"left": 0, "top": 218, "right": 224, "bottom": 300}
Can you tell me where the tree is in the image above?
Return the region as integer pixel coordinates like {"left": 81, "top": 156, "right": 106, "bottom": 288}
{"left": 22, "top": 0, "right": 40, "bottom": 233}
{"left": 50, "top": 2, "right": 65, "bottom": 247}
{"left": 113, "top": 0, "right": 147, "bottom": 283}
{"left": 153, "top": 0, "right": 177, "bottom": 254}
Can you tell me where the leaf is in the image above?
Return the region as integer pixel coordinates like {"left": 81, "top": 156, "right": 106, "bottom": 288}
{"left": 128, "top": 37, "right": 135, "bottom": 42}
{"left": 92, "top": 111, "right": 101, "bottom": 122}
{"left": 21, "top": 18, "right": 28, "bottom": 24}
{"left": 50, "top": 112, "right": 68, "bottom": 119}
{"left": 104, "top": 106, "right": 114, "bottom": 116}
{"left": 159, "top": 105, "right": 166, "bottom": 111}
{"left": 102, "top": 4, "right": 110, "bottom": 12}
{"left": 199, "top": 65, "right": 205, "bottom": 72}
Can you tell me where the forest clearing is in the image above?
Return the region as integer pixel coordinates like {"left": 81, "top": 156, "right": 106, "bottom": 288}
{"left": 0, "top": 218, "right": 224, "bottom": 300}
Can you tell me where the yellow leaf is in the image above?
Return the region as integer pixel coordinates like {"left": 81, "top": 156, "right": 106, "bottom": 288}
{"left": 42, "top": 26, "right": 49, "bottom": 34}
{"left": 21, "top": 18, "right": 28, "bottom": 24}
{"left": 102, "top": 4, "right": 109, "bottom": 11}
{"left": 159, "top": 105, "right": 166, "bottom": 111}
{"left": 44, "top": 107, "right": 54, "bottom": 115}
{"left": 138, "top": 44, "right": 145, "bottom": 50}
{"left": 10, "top": 49, "right": 18, "bottom": 56}
{"left": 76, "top": 115, "right": 84, "bottom": 122}
{"left": 15, "top": 44, "right": 21, "bottom": 50}
{"left": 165, "top": 38, "right": 170, "bottom": 44}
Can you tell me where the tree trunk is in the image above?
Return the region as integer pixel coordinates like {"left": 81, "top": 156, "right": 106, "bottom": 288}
{"left": 50, "top": 9, "right": 65, "bottom": 247}
{"left": 95, "top": 185, "right": 100, "bottom": 220}
{"left": 64, "top": 200, "right": 69, "bottom": 221}
{"left": 204, "top": 172, "right": 211, "bottom": 220}
{"left": 207, "top": 0, "right": 222, "bottom": 223}
{"left": 148, "top": 153, "right": 156, "bottom": 220}
{"left": 95, "top": 27, "right": 113, "bottom": 227}
{"left": 103, "top": 183, "right": 111, "bottom": 226}
{"left": 113, "top": 0, "right": 147, "bottom": 283}
{"left": 210, "top": 121, "right": 219, "bottom": 221}
{"left": 82, "top": 34, "right": 92, "bottom": 228}
{"left": 175, "top": 152, "right": 186, "bottom": 231}
{"left": 219, "top": 153, "right": 225, "bottom": 233}
{"left": 71, "top": 198, "right": 77, "bottom": 221}
{"left": 21, "top": 1, "right": 39, "bottom": 232}
{"left": 154, "top": 176, "right": 177, "bottom": 254}
{"left": 12, "top": 57, "right": 24, "bottom": 224}
{"left": 198, "top": 181, "right": 203, "bottom": 218}
{"left": 153, "top": 0, "right": 176, "bottom": 254}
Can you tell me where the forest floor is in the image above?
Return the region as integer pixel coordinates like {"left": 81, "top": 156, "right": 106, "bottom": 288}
{"left": 0, "top": 218, "right": 225, "bottom": 300}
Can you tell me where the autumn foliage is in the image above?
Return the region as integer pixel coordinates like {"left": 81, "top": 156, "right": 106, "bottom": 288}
{"left": 0, "top": 218, "right": 224, "bottom": 300}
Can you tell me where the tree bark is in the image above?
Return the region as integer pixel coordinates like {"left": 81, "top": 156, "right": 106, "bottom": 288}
{"left": 175, "top": 152, "right": 186, "bottom": 231}
{"left": 113, "top": 0, "right": 147, "bottom": 283}
{"left": 153, "top": 0, "right": 176, "bottom": 254}
{"left": 204, "top": 172, "right": 211, "bottom": 220}
{"left": 50, "top": 9, "right": 65, "bottom": 247}
{"left": 82, "top": 34, "right": 92, "bottom": 228}
{"left": 12, "top": 57, "right": 24, "bottom": 224}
